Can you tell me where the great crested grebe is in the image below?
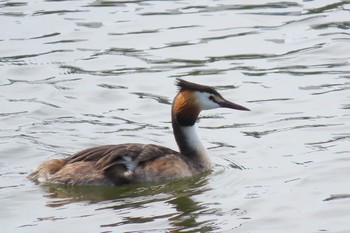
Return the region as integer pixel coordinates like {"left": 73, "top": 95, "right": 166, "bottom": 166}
{"left": 28, "top": 79, "right": 250, "bottom": 185}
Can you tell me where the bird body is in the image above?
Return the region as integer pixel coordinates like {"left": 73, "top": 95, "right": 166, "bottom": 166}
{"left": 28, "top": 79, "right": 249, "bottom": 185}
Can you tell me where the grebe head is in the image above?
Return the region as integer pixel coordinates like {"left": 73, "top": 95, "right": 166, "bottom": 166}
{"left": 173, "top": 79, "right": 250, "bottom": 126}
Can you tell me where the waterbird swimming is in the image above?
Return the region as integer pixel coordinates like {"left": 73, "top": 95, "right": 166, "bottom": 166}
{"left": 28, "top": 79, "right": 250, "bottom": 185}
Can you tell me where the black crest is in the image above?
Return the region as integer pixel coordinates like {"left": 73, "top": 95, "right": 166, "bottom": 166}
{"left": 176, "top": 78, "right": 221, "bottom": 96}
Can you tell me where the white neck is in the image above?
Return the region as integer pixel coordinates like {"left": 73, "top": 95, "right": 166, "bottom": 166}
{"left": 180, "top": 125, "right": 207, "bottom": 155}
{"left": 171, "top": 91, "right": 212, "bottom": 173}
{"left": 174, "top": 124, "right": 212, "bottom": 172}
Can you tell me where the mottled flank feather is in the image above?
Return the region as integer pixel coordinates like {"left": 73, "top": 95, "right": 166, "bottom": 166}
{"left": 27, "top": 159, "right": 66, "bottom": 183}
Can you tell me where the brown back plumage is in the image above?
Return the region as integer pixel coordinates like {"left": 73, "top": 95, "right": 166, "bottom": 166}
{"left": 64, "top": 143, "right": 183, "bottom": 184}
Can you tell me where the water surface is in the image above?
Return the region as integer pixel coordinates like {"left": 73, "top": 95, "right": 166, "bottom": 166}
{"left": 1, "top": 0, "right": 350, "bottom": 232}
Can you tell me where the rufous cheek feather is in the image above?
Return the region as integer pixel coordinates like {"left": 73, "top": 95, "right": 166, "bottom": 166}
{"left": 173, "top": 91, "right": 200, "bottom": 126}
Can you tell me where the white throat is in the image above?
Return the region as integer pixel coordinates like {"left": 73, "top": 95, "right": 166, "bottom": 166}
{"left": 180, "top": 125, "right": 212, "bottom": 170}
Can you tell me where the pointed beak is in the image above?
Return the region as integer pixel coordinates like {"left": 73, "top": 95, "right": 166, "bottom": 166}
{"left": 218, "top": 98, "right": 250, "bottom": 111}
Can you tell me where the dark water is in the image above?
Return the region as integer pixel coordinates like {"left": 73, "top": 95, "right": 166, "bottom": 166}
{"left": 1, "top": 0, "right": 350, "bottom": 232}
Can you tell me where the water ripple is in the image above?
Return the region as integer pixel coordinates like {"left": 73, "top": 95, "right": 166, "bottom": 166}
{"left": 8, "top": 98, "right": 61, "bottom": 108}
{"left": 323, "top": 194, "right": 350, "bottom": 202}
{"left": 131, "top": 92, "right": 171, "bottom": 105}
{"left": 33, "top": 10, "right": 86, "bottom": 16}
{"left": 0, "top": 50, "right": 73, "bottom": 63}
{"left": 243, "top": 123, "right": 343, "bottom": 139}
{"left": 1, "top": 1, "right": 350, "bottom": 232}
{"left": 306, "top": 2, "right": 349, "bottom": 15}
